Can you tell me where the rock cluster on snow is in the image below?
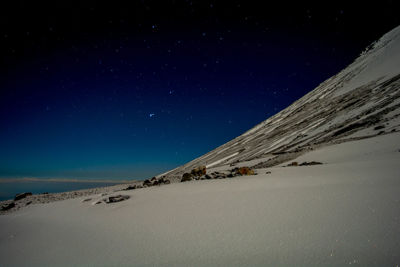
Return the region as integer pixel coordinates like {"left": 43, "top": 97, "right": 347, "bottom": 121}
{"left": 287, "top": 161, "right": 323, "bottom": 167}
{"left": 0, "top": 183, "right": 138, "bottom": 214}
{"left": 191, "top": 165, "right": 206, "bottom": 177}
{"left": 1, "top": 202, "right": 15, "bottom": 211}
{"left": 181, "top": 166, "right": 256, "bottom": 182}
{"left": 299, "top": 161, "right": 323, "bottom": 166}
{"left": 105, "top": 195, "right": 130, "bottom": 204}
{"left": 14, "top": 192, "right": 32, "bottom": 201}
{"left": 140, "top": 176, "right": 171, "bottom": 188}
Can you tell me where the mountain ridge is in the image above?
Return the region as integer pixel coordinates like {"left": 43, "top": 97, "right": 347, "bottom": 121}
{"left": 160, "top": 25, "right": 400, "bottom": 180}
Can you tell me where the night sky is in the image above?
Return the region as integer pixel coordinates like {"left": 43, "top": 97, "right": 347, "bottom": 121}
{"left": 1, "top": 1, "right": 399, "bottom": 181}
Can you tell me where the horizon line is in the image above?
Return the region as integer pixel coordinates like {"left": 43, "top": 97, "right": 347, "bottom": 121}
{"left": 0, "top": 177, "right": 134, "bottom": 184}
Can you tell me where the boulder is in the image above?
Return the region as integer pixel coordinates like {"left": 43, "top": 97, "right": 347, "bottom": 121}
{"left": 105, "top": 195, "right": 130, "bottom": 204}
{"left": 299, "top": 161, "right": 323, "bottom": 166}
{"left": 236, "top": 167, "right": 255, "bottom": 175}
{"left": 14, "top": 192, "right": 32, "bottom": 201}
{"left": 124, "top": 185, "right": 136, "bottom": 190}
{"left": 143, "top": 179, "right": 152, "bottom": 187}
{"left": 191, "top": 166, "right": 206, "bottom": 177}
{"left": 181, "top": 173, "right": 193, "bottom": 182}
{"left": 1, "top": 202, "right": 15, "bottom": 211}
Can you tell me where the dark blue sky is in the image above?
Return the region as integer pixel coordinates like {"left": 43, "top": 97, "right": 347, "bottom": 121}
{"left": 1, "top": 1, "right": 399, "bottom": 180}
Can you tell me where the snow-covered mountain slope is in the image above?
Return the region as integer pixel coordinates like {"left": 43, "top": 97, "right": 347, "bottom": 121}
{"left": 162, "top": 25, "right": 400, "bottom": 180}
{"left": 1, "top": 133, "right": 400, "bottom": 266}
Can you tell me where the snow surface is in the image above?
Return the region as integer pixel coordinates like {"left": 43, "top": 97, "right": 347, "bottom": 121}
{"left": 332, "top": 26, "right": 400, "bottom": 97}
{"left": 1, "top": 132, "right": 400, "bottom": 266}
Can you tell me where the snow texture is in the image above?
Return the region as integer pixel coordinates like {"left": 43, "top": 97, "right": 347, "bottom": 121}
{"left": 0, "top": 133, "right": 400, "bottom": 266}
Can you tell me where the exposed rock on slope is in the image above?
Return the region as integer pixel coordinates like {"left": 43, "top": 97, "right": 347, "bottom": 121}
{"left": 161, "top": 26, "right": 400, "bottom": 181}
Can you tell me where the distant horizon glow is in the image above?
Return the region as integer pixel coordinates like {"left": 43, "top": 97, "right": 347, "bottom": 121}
{"left": 0, "top": 177, "right": 130, "bottom": 184}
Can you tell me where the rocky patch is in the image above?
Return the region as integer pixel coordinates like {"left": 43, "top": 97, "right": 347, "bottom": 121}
{"left": 105, "top": 195, "right": 130, "bottom": 204}
{"left": 142, "top": 177, "right": 171, "bottom": 187}
{"left": 374, "top": 125, "right": 385, "bottom": 130}
{"left": 143, "top": 179, "right": 153, "bottom": 187}
{"left": 191, "top": 166, "right": 206, "bottom": 177}
{"left": 1, "top": 202, "right": 15, "bottom": 211}
{"left": 14, "top": 192, "right": 32, "bottom": 201}
{"left": 124, "top": 185, "right": 137, "bottom": 190}
{"left": 235, "top": 167, "right": 255, "bottom": 175}
{"left": 287, "top": 161, "right": 323, "bottom": 167}
{"left": 299, "top": 161, "right": 323, "bottom": 166}
{"left": 181, "top": 173, "right": 193, "bottom": 182}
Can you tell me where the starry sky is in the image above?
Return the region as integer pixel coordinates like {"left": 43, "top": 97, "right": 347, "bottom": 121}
{"left": 1, "top": 1, "right": 399, "bottom": 181}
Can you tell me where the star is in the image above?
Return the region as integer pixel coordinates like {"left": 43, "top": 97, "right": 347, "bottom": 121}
{"left": 149, "top": 113, "right": 155, "bottom": 118}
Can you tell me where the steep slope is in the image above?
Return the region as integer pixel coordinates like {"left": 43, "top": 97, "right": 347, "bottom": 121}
{"left": 162, "top": 25, "right": 400, "bottom": 180}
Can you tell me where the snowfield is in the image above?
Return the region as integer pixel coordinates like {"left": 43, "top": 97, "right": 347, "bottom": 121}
{"left": 0, "top": 132, "right": 400, "bottom": 266}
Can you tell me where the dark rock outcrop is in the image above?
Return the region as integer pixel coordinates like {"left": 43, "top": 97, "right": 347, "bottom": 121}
{"left": 105, "top": 195, "right": 130, "bottom": 204}
{"left": 191, "top": 166, "right": 206, "bottom": 177}
{"left": 181, "top": 173, "right": 193, "bottom": 182}
{"left": 143, "top": 179, "right": 152, "bottom": 187}
{"left": 124, "top": 185, "right": 136, "bottom": 190}
{"left": 299, "top": 161, "right": 323, "bottom": 166}
{"left": 14, "top": 192, "right": 32, "bottom": 201}
{"left": 2, "top": 202, "right": 15, "bottom": 211}
{"left": 235, "top": 167, "right": 255, "bottom": 175}
{"left": 374, "top": 125, "right": 385, "bottom": 130}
